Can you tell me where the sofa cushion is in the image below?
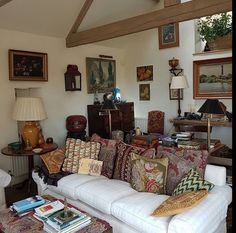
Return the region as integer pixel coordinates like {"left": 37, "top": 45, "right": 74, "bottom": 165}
{"left": 62, "top": 138, "right": 101, "bottom": 173}
{"left": 56, "top": 174, "right": 107, "bottom": 200}
{"left": 90, "top": 133, "right": 117, "bottom": 179}
{"left": 75, "top": 179, "right": 137, "bottom": 215}
{"left": 151, "top": 190, "right": 208, "bottom": 217}
{"left": 40, "top": 149, "right": 65, "bottom": 174}
{"left": 78, "top": 158, "right": 103, "bottom": 176}
{"left": 157, "top": 145, "right": 208, "bottom": 195}
{"left": 111, "top": 192, "right": 171, "bottom": 233}
{"left": 113, "top": 141, "right": 155, "bottom": 183}
{"left": 130, "top": 153, "right": 168, "bottom": 194}
{"left": 172, "top": 168, "right": 214, "bottom": 196}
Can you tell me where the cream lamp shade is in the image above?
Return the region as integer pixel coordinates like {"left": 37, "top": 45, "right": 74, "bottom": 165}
{"left": 12, "top": 97, "right": 47, "bottom": 148}
{"left": 170, "top": 75, "right": 189, "bottom": 89}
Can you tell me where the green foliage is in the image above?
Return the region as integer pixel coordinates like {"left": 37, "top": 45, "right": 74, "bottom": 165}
{"left": 197, "top": 12, "right": 232, "bottom": 42}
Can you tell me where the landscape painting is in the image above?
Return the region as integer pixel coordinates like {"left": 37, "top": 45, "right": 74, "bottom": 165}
{"left": 193, "top": 57, "right": 232, "bottom": 99}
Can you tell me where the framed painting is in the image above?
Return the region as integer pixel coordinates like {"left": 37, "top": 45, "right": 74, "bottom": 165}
{"left": 169, "top": 83, "right": 183, "bottom": 100}
{"left": 158, "top": 23, "right": 179, "bottom": 49}
{"left": 9, "top": 49, "right": 48, "bottom": 81}
{"left": 86, "top": 57, "right": 116, "bottom": 93}
{"left": 139, "top": 84, "right": 150, "bottom": 101}
{"left": 137, "top": 65, "right": 153, "bottom": 81}
{"left": 193, "top": 57, "right": 232, "bottom": 99}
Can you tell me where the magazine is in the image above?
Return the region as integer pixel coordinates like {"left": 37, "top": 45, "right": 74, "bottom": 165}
{"left": 35, "top": 200, "right": 64, "bottom": 217}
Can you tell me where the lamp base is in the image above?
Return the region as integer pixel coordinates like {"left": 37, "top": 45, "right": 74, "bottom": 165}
{"left": 22, "top": 121, "right": 39, "bottom": 148}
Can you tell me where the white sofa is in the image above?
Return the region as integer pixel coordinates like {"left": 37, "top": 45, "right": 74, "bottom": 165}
{"left": 32, "top": 164, "right": 232, "bottom": 233}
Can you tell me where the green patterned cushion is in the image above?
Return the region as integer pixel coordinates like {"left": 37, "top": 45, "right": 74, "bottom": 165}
{"left": 172, "top": 168, "right": 214, "bottom": 196}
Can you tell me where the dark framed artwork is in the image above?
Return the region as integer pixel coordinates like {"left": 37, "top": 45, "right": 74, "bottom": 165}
{"left": 169, "top": 83, "right": 183, "bottom": 100}
{"left": 9, "top": 49, "right": 48, "bottom": 81}
{"left": 137, "top": 65, "right": 153, "bottom": 81}
{"left": 158, "top": 23, "right": 179, "bottom": 49}
{"left": 193, "top": 57, "right": 232, "bottom": 99}
{"left": 139, "top": 84, "right": 150, "bottom": 101}
{"left": 86, "top": 57, "right": 116, "bottom": 93}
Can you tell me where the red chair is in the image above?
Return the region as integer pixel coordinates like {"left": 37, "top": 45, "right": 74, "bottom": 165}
{"left": 147, "top": 110, "right": 165, "bottom": 135}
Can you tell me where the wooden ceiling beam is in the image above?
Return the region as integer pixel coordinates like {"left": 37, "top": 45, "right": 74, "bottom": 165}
{"left": 66, "top": 0, "right": 93, "bottom": 39}
{"left": 66, "top": 0, "right": 232, "bottom": 48}
{"left": 0, "top": 0, "right": 13, "bottom": 7}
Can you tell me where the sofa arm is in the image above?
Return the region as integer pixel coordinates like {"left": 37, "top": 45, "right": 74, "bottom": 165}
{"left": 204, "top": 164, "right": 226, "bottom": 186}
{"left": 0, "top": 169, "right": 11, "bottom": 187}
{"left": 168, "top": 185, "right": 231, "bottom": 233}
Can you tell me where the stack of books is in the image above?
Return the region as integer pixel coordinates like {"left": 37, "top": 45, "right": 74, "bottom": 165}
{"left": 10, "top": 195, "right": 46, "bottom": 216}
{"left": 34, "top": 200, "right": 91, "bottom": 233}
{"left": 172, "top": 132, "right": 194, "bottom": 141}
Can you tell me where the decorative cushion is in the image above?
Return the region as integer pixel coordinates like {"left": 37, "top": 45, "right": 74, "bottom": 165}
{"left": 62, "top": 138, "right": 101, "bottom": 173}
{"left": 40, "top": 149, "right": 65, "bottom": 174}
{"left": 151, "top": 190, "right": 208, "bottom": 217}
{"left": 130, "top": 153, "right": 168, "bottom": 194}
{"left": 172, "top": 168, "right": 215, "bottom": 196}
{"left": 157, "top": 145, "right": 208, "bottom": 195}
{"left": 113, "top": 141, "right": 155, "bottom": 183}
{"left": 78, "top": 158, "right": 103, "bottom": 176}
{"left": 90, "top": 133, "right": 117, "bottom": 178}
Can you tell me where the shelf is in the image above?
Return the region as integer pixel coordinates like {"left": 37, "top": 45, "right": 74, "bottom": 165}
{"left": 193, "top": 49, "right": 232, "bottom": 56}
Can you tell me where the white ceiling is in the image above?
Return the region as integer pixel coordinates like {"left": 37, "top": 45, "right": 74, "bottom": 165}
{"left": 0, "top": 0, "right": 161, "bottom": 38}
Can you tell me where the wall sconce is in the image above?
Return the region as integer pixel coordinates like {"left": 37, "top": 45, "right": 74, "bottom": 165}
{"left": 64, "top": 64, "right": 81, "bottom": 91}
{"left": 169, "top": 57, "right": 183, "bottom": 76}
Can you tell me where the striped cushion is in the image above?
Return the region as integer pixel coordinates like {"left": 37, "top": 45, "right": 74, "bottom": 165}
{"left": 62, "top": 138, "right": 101, "bottom": 173}
{"left": 172, "top": 168, "right": 214, "bottom": 196}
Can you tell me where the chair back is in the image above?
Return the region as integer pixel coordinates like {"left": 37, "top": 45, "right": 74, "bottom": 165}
{"left": 147, "top": 111, "right": 164, "bottom": 135}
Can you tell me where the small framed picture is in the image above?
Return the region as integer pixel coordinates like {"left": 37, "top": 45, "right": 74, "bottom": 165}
{"left": 158, "top": 23, "right": 179, "bottom": 49}
{"left": 169, "top": 83, "right": 183, "bottom": 100}
{"left": 137, "top": 65, "right": 153, "bottom": 81}
{"left": 9, "top": 49, "right": 48, "bottom": 81}
{"left": 139, "top": 84, "right": 150, "bottom": 101}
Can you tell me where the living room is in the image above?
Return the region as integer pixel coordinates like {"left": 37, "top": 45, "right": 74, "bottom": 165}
{"left": 0, "top": 0, "right": 232, "bottom": 231}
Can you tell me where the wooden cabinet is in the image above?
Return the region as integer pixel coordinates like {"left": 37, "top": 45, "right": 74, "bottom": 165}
{"left": 87, "top": 102, "right": 134, "bottom": 138}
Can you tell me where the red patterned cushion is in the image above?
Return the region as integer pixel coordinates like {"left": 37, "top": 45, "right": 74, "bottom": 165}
{"left": 157, "top": 145, "right": 208, "bottom": 195}
{"left": 91, "top": 133, "right": 117, "bottom": 178}
{"left": 113, "top": 141, "right": 155, "bottom": 182}
{"left": 62, "top": 138, "right": 101, "bottom": 173}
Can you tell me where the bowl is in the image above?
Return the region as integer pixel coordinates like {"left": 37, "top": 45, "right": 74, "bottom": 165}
{"left": 33, "top": 148, "right": 43, "bottom": 154}
{"left": 8, "top": 142, "right": 22, "bottom": 150}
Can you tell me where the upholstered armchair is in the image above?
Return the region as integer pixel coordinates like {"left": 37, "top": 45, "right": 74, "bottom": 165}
{"left": 147, "top": 110, "right": 165, "bottom": 135}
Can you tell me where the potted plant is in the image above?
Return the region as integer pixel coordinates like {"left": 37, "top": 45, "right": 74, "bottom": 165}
{"left": 197, "top": 12, "right": 232, "bottom": 51}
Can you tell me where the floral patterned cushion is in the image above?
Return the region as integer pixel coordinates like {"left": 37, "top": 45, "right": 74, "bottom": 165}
{"left": 130, "top": 152, "right": 168, "bottom": 194}
{"left": 157, "top": 145, "right": 209, "bottom": 195}
{"left": 90, "top": 133, "right": 117, "bottom": 178}
{"left": 113, "top": 141, "right": 155, "bottom": 183}
{"left": 62, "top": 138, "right": 100, "bottom": 173}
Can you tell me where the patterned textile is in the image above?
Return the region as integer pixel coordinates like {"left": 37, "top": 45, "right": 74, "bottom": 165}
{"left": 130, "top": 152, "right": 168, "bottom": 194}
{"left": 157, "top": 145, "right": 209, "bottom": 195}
{"left": 172, "top": 168, "right": 215, "bottom": 196}
{"left": 151, "top": 190, "right": 208, "bottom": 217}
{"left": 62, "top": 138, "right": 101, "bottom": 173}
{"left": 113, "top": 141, "right": 155, "bottom": 182}
{"left": 90, "top": 133, "right": 118, "bottom": 178}
{"left": 40, "top": 148, "right": 65, "bottom": 174}
{"left": 78, "top": 158, "right": 103, "bottom": 176}
{"left": 147, "top": 110, "right": 164, "bottom": 134}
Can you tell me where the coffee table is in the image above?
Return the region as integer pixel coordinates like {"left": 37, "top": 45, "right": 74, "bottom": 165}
{"left": 0, "top": 196, "right": 112, "bottom": 233}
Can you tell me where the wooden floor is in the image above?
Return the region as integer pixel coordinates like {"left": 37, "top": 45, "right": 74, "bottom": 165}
{"left": 4, "top": 179, "right": 232, "bottom": 232}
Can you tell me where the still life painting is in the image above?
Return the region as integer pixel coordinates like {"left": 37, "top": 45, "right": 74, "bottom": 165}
{"left": 137, "top": 65, "right": 153, "bottom": 81}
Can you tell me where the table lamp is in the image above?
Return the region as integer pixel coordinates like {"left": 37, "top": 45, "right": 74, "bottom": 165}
{"left": 197, "top": 99, "right": 225, "bottom": 150}
{"left": 100, "top": 93, "right": 118, "bottom": 138}
{"left": 170, "top": 75, "right": 188, "bottom": 117}
{"left": 12, "top": 97, "right": 47, "bottom": 148}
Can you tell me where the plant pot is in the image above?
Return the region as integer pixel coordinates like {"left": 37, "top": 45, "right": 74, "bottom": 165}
{"left": 207, "top": 34, "right": 232, "bottom": 51}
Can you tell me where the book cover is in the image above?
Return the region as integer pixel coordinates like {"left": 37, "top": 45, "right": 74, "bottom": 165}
{"left": 35, "top": 200, "right": 64, "bottom": 217}
{"left": 13, "top": 195, "right": 46, "bottom": 213}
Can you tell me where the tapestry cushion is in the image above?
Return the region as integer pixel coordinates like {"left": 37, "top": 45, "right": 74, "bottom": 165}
{"left": 172, "top": 168, "right": 215, "bottom": 196}
{"left": 130, "top": 152, "right": 168, "bottom": 194}
{"left": 151, "top": 190, "right": 208, "bottom": 217}
{"left": 62, "top": 138, "right": 101, "bottom": 173}
{"left": 40, "top": 148, "right": 65, "bottom": 174}
{"left": 113, "top": 141, "right": 155, "bottom": 183}
{"left": 90, "top": 133, "right": 117, "bottom": 178}
{"left": 157, "top": 145, "right": 208, "bottom": 195}
{"left": 78, "top": 158, "right": 103, "bottom": 176}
